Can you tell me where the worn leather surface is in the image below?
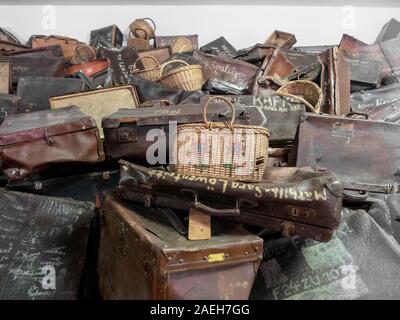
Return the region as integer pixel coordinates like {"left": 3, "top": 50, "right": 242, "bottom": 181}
{"left": 118, "top": 162, "right": 343, "bottom": 242}
{"left": 17, "top": 76, "right": 85, "bottom": 109}
{"left": 0, "top": 106, "right": 104, "bottom": 181}
{"left": 4, "top": 55, "right": 66, "bottom": 83}
{"left": 0, "top": 189, "right": 94, "bottom": 299}
{"left": 29, "top": 35, "right": 85, "bottom": 61}
{"left": 90, "top": 25, "right": 123, "bottom": 48}
{"left": 97, "top": 191, "right": 263, "bottom": 299}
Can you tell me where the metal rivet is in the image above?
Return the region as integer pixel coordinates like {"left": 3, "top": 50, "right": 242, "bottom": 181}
{"left": 179, "top": 259, "right": 184, "bottom": 263}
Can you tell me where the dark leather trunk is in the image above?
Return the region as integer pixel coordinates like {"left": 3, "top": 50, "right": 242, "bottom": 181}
{"left": 117, "top": 162, "right": 343, "bottom": 242}
{"left": 97, "top": 191, "right": 263, "bottom": 300}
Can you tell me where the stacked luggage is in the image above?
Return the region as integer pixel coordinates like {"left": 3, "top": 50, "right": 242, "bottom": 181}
{"left": 1, "top": 16, "right": 400, "bottom": 300}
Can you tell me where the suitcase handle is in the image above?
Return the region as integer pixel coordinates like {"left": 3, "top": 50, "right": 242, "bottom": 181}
{"left": 181, "top": 188, "right": 240, "bottom": 216}
{"left": 347, "top": 112, "right": 369, "bottom": 119}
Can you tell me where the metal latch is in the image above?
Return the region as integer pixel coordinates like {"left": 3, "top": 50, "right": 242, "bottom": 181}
{"left": 117, "top": 127, "right": 138, "bottom": 143}
{"left": 144, "top": 193, "right": 152, "bottom": 208}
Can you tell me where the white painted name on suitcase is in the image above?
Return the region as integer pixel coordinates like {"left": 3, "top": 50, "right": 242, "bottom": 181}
{"left": 148, "top": 170, "right": 328, "bottom": 201}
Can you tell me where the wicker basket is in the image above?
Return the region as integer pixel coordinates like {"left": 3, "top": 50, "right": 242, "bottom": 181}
{"left": 70, "top": 45, "right": 97, "bottom": 65}
{"left": 173, "top": 96, "right": 270, "bottom": 182}
{"left": 129, "top": 18, "right": 156, "bottom": 40}
{"left": 276, "top": 80, "right": 323, "bottom": 113}
{"left": 129, "top": 55, "right": 161, "bottom": 82}
{"left": 160, "top": 59, "right": 203, "bottom": 92}
{"left": 171, "top": 37, "right": 194, "bottom": 54}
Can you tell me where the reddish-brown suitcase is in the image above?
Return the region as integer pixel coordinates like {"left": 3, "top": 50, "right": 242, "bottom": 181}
{"left": 97, "top": 191, "right": 263, "bottom": 300}
{"left": 0, "top": 106, "right": 104, "bottom": 181}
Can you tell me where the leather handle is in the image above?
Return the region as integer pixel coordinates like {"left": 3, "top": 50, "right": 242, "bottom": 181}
{"left": 181, "top": 188, "right": 240, "bottom": 216}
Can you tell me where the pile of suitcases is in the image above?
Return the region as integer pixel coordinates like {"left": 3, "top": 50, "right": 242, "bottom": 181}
{"left": 1, "top": 16, "right": 400, "bottom": 300}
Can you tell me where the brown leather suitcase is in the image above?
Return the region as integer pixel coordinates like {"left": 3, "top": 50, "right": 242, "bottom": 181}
{"left": 0, "top": 94, "right": 35, "bottom": 124}
{"left": 127, "top": 38, "right": 150, "bottom": 51}
{"left": 0, "top": 106, "right": 104, "bottom": 181}
{"left": 265, "top": 30, "right": 297, "bottom": 49}
{"left": 29, "top": 35, "right": 85, "bottom": 61}
{"left": 292, "top": 113, "right": 400, "bottom": 202}
{"left": 319, "top": 47, "right": 350, "bottom": 115}
{"left": 0, "top": 189, "right": 95, "bottom": 300}
{"left": 97, "top": 191, "right": 263, "bottom": 300}
{"left": 49, "top": 85, "right": 140, "bottom": 138}
{"left": 118, "top": 161, "right": 343, "bottom": 242}
{"left": 1, "top": 45, "right": 64, "bottom": 58}
{"left": 102, "top": 101, "right": 250, "bottom": 163}
{"left": 0, "top": 60, "right": 10, "bottom": 94}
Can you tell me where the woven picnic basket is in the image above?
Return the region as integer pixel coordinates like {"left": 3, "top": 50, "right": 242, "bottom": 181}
{"left": 173, "top": 96, "right": 270, "bottom": 182}
{"left": 129, "top": 18, "right": 156, "bottom": 39}
{"left": 159, "top": 59, "right": 203, "bottom": 92}
{"left": 276, "top": 80, "right": 322, "bottom": 113}
{"left": 129, "top": 56, "right": 161, "bottom": 82}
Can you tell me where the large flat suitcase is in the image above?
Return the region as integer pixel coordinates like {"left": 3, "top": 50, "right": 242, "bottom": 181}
{"left": 5, "top": 55, "right": 66, "bottom": 84}
{"left": 216, "top": 95, "right": 305, "bottom": 147}
{"left": 350, "top": 83, "right": 400, "bottom": 113}
{"left": 1, "top": 45, "right": 64, "bottom": 58}
{"left": 117, "top": 162, "right": 343, "bottom": 242}
{"left": 0, "top": 39, "right": 29, "bottom": 53}
{"left": 97, "top": 191, "right": 263, "bottom": 300}
{"left": 6, "top": 170, "right": 119, "bottom": 203}
{"left": 0, "top": 189, "right": 95, "bottom": 299}
{"left": 102, "top": 101, "right": 250, "bottom": 163}
{"left": 49, "top": 85, "right": 140, "bottom": 138}
{"left": 293, "top": 113, "right": 400, "bottom": 201}
{"left": 17, "top": 76, "right": 85, "bottom": 109}
{"left": 0, "top": 106, "right": 104, "bottom": 181}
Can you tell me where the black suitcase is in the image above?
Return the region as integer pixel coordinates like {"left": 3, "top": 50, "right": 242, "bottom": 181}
{"left": 0, "top": 189, "right": 95, "bottom": 299}
{"left": 17, "top": 76, "right": 85, "bottom": 109}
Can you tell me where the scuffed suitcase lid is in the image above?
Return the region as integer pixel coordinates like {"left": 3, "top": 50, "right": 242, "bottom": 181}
{"left": 0, "top": 106, "right": 97, "bottom": 146}
{"left": 295, "top": 113, "right": 400, "bottom": 192}
{"left": 104, "top": 191, "right": 263, "bottom": 264}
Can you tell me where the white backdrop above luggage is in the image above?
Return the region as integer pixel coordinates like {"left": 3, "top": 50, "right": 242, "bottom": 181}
{"left": 0, "top": 5, "right": 399, "bottom": 48}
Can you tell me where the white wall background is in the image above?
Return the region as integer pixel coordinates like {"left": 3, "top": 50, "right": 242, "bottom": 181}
{"left": 0, "top": 5, "right": 399, "bottom": 48}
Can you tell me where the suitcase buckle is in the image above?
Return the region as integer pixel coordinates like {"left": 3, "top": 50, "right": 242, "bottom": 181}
{"left": 117, "top": 127, "right": 137, "bottom": 143}
{"left": 144, "top": 193, "right": 152, "bottom": 207}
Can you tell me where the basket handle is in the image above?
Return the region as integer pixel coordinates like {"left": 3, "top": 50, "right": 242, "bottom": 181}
{"left": 159, "top": 59, "right": 189, "bottom": 78}
{"left": 203, "top": 96, "right": 236, "bottom": 129}
{"left": 132, "top": 27, "right": 149, "bottom": 40}
{"left": 273, "top": 92, "right": 318, "bottom": 113}
{"left": 132, "top": 55, "right": 160, "bottom": 70}
{"left": 143, "top": 18, "right": 156, "bottom": 32}
{"left": 74, "top": 45, "right": 97, "bottom": 61}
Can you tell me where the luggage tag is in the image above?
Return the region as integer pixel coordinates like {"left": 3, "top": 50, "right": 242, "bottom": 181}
{"left": 188, "top": 208, "right": 211, "bottom": 240}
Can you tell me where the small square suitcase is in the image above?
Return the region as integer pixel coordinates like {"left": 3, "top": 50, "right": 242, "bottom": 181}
{"left": 0, "top": 106, "right": 104, "bottom": 181}
{"left": 97, "top": 191, "right": 263, "bottom": 300}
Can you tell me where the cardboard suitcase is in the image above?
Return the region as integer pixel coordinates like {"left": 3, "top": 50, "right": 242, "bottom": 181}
{"left": 97, "top": 191, "right": 263, "bottom": 300}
